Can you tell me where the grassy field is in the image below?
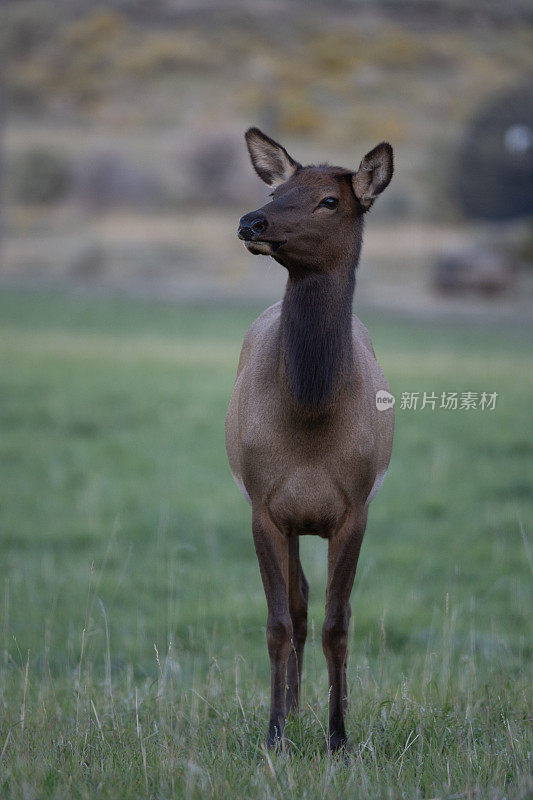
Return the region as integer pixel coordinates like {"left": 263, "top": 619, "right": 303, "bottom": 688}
{"left": 0, "top": 289, "right": 531, "bottom": 799}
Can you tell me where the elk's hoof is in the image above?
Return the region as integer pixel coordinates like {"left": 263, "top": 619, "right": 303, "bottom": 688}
{"left": 328, "top": 731, "right": 349, "bottom": 754}
{"left": 266, "top": 720, "right": 286, "bottom": 751}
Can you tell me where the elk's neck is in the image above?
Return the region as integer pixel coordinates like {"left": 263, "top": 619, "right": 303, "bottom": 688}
{"left": 280, "top": 265, "right": 356, "bottom": 411}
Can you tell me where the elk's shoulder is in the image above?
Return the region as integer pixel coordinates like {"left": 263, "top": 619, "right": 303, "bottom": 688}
{"left": 236, "top": 301, "right": 281, "bottom": 375}
{"left": 351, "top": 314, "right": 376, "bottom": 358}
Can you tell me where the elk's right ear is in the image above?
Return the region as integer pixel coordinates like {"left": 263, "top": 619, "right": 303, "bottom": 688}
{"left": 245, "top": 127, "right": 301, "bottom": 187}
{"left": 352, "top": 142, "right": 394, "bottom": 210}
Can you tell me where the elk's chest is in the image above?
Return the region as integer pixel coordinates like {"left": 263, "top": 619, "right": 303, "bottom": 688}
{"left": 238, "top": 372, "right": 376, "bottom": 527}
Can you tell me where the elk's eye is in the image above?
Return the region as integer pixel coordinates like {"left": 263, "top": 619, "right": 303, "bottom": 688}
{"left": 320, "top": 197, "right": 338, "bottom": 209}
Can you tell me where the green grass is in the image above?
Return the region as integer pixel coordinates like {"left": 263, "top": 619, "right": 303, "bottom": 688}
{"left": 0, "top": 289, "right": 531, "bottom": 799}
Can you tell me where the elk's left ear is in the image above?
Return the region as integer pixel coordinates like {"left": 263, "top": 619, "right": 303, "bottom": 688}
{"left": 245, "top": 127, "right": 301, "bottom": 187}
{"left": 352, "top": 142, "right": 394, "bottom": 210}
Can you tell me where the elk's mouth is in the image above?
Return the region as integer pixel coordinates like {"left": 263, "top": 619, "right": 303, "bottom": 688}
{"left": 243, "top": 240, "right": 285, "bottom": 256}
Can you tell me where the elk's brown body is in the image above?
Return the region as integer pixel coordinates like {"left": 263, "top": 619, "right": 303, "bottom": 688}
{"left": 226, "top": 128, "right": 395, "bottom": 751}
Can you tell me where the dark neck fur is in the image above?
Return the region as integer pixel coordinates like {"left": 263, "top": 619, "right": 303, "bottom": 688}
{"left": 280, "top": 262, "right": 357, "bottom": 411}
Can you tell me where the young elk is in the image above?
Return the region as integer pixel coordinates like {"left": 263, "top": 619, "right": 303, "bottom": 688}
{"left": 226, "top": 128, "right": 395, "bottom": 752}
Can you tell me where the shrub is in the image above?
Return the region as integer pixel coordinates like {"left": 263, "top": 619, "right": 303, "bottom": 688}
{"left": 11, "top": 148, "right": 71, "bottom": 204}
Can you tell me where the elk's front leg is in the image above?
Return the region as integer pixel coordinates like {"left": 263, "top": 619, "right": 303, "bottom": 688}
{"left": 286, "top": 535, "right": 308, "bottom": 714}
{"left": 252, "top": 506, "right": 292, "bottom": 749}
{"left": 322, "top": 510, "right": 367, "bottom": 753}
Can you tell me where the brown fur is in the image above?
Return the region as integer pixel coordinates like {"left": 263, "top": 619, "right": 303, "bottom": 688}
{"left": 226, "top": 128, "right": 395, "bottom": 751}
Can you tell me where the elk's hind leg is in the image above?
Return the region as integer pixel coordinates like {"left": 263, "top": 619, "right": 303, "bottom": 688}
{"left": 322, "top": 510, "right": 367, "bottom": 753}
{"left": 286, "top": 536, "right": 309, "bottom": 714}
{"left": 252, "top": 506, "right": 292, "bottom": 749}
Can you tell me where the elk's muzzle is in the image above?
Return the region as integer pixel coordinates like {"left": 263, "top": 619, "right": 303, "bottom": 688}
{"left": 238, "top": 212, "right": 268, "bottom": 241}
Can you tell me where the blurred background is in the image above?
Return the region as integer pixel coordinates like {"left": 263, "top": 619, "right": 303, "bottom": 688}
{"left": 0, "top": 3, "right": 532, "bottom": 796}
{"left": 1, "top": 0, "right": 532, "bottom": 313}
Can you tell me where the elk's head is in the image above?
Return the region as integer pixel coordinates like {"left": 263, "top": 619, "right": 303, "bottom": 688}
{"left": 238, "top": 127, "right": 393, "bottom": 274}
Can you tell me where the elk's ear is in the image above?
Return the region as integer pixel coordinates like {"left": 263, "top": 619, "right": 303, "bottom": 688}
{"left": 245, "top": 127, "right": 301, "bottom": 187}
{"left": 352, "top": 142, "right": 393, "bottom": 210}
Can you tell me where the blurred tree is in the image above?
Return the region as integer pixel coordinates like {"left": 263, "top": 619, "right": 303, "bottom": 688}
{"left": 457, "top": 82, "right": 533, "bottom": 220}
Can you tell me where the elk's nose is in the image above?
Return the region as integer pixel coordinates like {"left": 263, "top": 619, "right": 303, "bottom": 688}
{"left": 238, "top": 212, "right": 268, "bottom": 241}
